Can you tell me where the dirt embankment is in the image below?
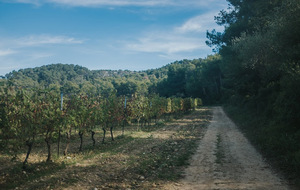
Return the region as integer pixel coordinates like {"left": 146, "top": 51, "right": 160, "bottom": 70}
{"left": 165, "top": 106, "right": 291, "bottom": 190}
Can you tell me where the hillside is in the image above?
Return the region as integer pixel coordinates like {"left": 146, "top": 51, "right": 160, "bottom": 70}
{"left": 1, "top": 56, "right": 221, "bottom": 104}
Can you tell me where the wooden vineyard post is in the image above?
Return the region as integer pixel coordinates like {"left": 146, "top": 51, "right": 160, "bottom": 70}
{"left": 57, "top": 92, "right": 63, "bottom": 158}
{"left": 122, "top": 96, "right": 126, "bottom": 136}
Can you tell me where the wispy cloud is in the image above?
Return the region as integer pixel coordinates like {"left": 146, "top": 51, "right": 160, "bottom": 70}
{"left": 0, "top": 49, "right": 16, "bottom": 56}
{"left": 126, "top": 34, "right": 205, "bottom": 54}
{"left": 48, "top": 0, "right": 168, "bottom": 7}
{"left": 176, "top": 12, "right": 224, "bottom": 33}
{"left": 125, "top": 11, "right": 223, "bottom": 56}
{"left": 0, "top": 34, "right": 84, "bottom": 75}
{"left": 176, "top": 15, "right": 204, "bottom": 33}
{"left": 16, "top": 35, "right": 83, "bottom": 47}
{"left": 0, "top": 35, "right": 83, "bottom": 59}
{"left": 8, "top": 0, "right": 41, "bottom": 5}
{"left": 6, "top": 0, "right": 228, "bottom": 8}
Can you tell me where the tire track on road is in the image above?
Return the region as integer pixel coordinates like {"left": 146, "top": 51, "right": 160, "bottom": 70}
{"left": 166, "top": 106, "right": 290, "bottom": 190}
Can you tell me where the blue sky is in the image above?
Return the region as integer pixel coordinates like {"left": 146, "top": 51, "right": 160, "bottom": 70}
{"left": 0, "top": 0, "right": 228, "bottom": 76}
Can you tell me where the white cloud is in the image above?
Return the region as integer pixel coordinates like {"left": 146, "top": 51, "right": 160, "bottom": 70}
{"left": 126, "top": 32, "right": 206, "bottom": 54}
{"left": 16, "top": 0, "right": 40, "bottom": 4}
{"left": 0, "top": 49, "right": 16, "bottom": 56}
{"left": 176, "top": 12, "right": 224, "bottom": 33}
{"left": 0, "top": 35, "right": 83, "bottom": 50}
{"left": 17, "top": 35, "right": 83, "bottom": 47}
{"left": 48, "top": 0, "right": 168, "bottom": 7}
{"left": 2, "top": 0, "right": 38, "bottom": 5}
{"left": 177, "top": 15, "right": 204, "bottom": 33}
{"left": 125, "top": 11, "right": 223, "bottom": 56}
{"left": 0, "top": 34, "right": 84, "bottom": 75}
{"left": 7, "top": 0, "right": 228, "bottom": 8}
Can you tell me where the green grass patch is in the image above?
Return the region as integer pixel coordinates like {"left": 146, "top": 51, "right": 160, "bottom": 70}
{"left": 224, "top": 105, "right": 300, "bottom": 188}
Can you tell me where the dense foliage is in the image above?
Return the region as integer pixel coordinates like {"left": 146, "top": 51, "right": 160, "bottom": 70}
{"left": 156, "top": 56, "right": 222, "bottom": 104}
{"left": 3, "top": 64, "right": 160, "bottom": 96}
{"left": 207, "top": 0, "right": 300, "bottom": 181}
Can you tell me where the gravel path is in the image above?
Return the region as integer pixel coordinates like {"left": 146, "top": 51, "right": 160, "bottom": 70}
{"left": 166, "top": 106, "right": 291, "bottom": 190}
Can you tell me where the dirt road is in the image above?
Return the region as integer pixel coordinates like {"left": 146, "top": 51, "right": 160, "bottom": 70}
{"left": 166, "top": 107, "right": 291, "bottom": 190}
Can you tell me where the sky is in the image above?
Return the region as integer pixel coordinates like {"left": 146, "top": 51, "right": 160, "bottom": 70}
{"left": 0, "top": 0, "right": 228, "bottom": 76}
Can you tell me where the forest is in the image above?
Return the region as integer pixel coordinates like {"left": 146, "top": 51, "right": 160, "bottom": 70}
{"left": 0, "top": 0, "right": 300, "bottom": 188}
{"left": 206, "top": 0, "right": 300, "bottom": 182}
{"left": 1, "top": 56, "right": 221, "bottom": 104}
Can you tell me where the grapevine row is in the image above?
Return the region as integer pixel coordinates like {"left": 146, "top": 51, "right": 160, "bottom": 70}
{"left": 0, "top": 87, "right": 202, "bottom": 168}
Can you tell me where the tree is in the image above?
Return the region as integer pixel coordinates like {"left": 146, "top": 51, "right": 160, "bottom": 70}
{"left": 39, "top": 89, "right": 62, "bottom": 162}
{"left": 206, "top": 0, "right": 300, "bottom": 179}
{"left": 72, "top": 94, "right": 91, "bottom": 151}
{"left": 17, "top": 89, "right": 41, "bottom": 168}
{"left": 131, "top": 94, "right": 148, "bottom": 130}
{"left": 63, "top": 94, "right": 78, "bottom": 156}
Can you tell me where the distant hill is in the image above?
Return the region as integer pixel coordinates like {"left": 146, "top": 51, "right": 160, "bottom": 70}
{"left": 1, "top": 55, "right": 221, "bottom": 103}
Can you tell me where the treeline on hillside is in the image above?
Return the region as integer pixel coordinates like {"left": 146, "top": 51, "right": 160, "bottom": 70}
{"left": 2, "top": 64, "right": 162, "bottom": 97}
{"left": 1, "top": 56, "right": 222, "bottom": 104}
{"left": 155, "top": 55, "right": 222, "bottom": 104}
{"left": 207, "top": 0, "right": 300, "bottom": 181}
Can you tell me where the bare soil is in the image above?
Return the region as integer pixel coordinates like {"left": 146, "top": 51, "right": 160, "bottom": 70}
{"left": 164, "top": 106, "right": 291, "bottom": 190}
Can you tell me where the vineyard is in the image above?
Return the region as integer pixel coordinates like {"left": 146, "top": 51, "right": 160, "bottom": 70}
{"left": 0, "top": 0, "right": 299, "bottom": 188}
{"left": 0, "top": 86, "right": 202, "bottom": 170}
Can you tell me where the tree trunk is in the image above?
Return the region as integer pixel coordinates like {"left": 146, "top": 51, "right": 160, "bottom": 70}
{"left": 57, "top": 128, "right": 61, "bottom": 157}
{"left": 23, "top": 139, "right": 33, "bottom": 169}
{"left": 91, "top": 130, "right": 96, "bottom": 146}
{"left": 110, "top": 126, "right": 114, "bottom": 141}
{"left": 79, "top": 131, "right": 83, "bottom": 152}
{"left": 141, "top": 119, "right": 144, "bottom": 127}
{"left": 122, "top": 120, "right": 125, "bottom": 136}
{"left": 102, "top": 127, "right": 106, "bottom": 144}
{"left": 45, "top": 137, "right": 52, "bottom": 162}
{"left": 137, "top": 119, "right": 140, "bottom": 131}
{"left": 64, "top": 129, "right": 71, "bottom": 156}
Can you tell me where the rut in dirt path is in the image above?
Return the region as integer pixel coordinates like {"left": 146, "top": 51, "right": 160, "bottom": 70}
{"left": 170, "top": 106, "right": 291, "bottom": 190}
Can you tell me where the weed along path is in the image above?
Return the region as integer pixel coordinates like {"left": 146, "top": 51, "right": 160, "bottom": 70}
{"left": 165, "top": 106, "right": 291, "bottom": 190}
